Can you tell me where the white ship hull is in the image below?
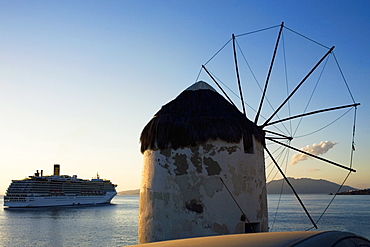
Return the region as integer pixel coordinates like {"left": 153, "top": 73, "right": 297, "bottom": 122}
{"left": 4, "top": 191, "right": 117, "bottom": 208}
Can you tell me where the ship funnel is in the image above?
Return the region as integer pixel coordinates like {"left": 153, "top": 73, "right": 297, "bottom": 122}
{"left": 53, "top": 164, "right": 60, "bottom": 176}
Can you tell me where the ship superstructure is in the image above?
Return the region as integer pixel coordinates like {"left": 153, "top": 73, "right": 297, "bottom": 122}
{"left": 4, "top": 164, "right": 117, "bottom": 208}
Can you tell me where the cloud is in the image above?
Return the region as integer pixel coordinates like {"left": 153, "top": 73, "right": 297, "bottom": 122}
{"left": 290, "top": 141, "right": 338, "bottom": 166}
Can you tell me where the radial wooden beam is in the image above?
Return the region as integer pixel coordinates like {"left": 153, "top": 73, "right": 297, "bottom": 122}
{"left": 255, "top": 22, "right": 284, "bottom": 124}
{"left": 202, "top": 65, "right": 236, "bottom": 107}
{"left": 232, "top": 33, "right": 246, "bottom": 116}
{"left": 267, "top": 138, "right": 356, "bottom": 172}
{"left": 265, "top": 146, "right": 318, "bottom": 229}
{"left": 265, "top": 103, "right": 360, "bottom": 126}
{"left": 264, "top": 130, "right": 293, "bottom": 140}
{"left": 262, "top": 46, "right": 335, "bottom": 128}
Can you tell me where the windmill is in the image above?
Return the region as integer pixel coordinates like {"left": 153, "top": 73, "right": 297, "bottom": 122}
{"left": 138, "top": 23, "right": 359, "bottom": 243}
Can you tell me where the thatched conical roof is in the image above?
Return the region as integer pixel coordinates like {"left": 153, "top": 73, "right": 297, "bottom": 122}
{"left": 140, "top": 81, "right": 264, "bottom": 153}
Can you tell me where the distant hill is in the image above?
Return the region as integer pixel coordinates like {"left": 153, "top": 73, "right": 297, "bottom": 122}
{"left": 118, "top": 178, "right": 357, "bottom": 195}
{"left": 117, "top": 189, "right": 140, "bottom": 195}
{"left": 267, "top": 177, "right": 357, "bottom": 194}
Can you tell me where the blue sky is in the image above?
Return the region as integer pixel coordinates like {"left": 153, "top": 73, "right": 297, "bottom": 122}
{"left": 0, "top": 1, "right": 369, "bottom": 193}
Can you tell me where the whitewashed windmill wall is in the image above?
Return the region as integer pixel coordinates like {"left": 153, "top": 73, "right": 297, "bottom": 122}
{"left": 139, "top": 81, "right": 267, "bottom": 243}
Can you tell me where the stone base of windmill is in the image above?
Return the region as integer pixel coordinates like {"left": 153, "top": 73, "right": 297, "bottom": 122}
{"left": 138, "top": 138, "right": 268, "bottom": 243}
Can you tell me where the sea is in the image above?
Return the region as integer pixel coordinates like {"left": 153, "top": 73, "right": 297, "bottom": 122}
{"left": 0, "top": 194, "right": 369, "bottom": 247}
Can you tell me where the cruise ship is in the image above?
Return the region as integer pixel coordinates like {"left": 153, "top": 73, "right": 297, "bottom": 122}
{"left": 3, "top": 164, "right": 117, "bottom": 208}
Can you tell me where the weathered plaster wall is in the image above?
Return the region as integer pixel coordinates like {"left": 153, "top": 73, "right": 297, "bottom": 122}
{"left": 139, "top": 137, "right": 267, "bottom": 243}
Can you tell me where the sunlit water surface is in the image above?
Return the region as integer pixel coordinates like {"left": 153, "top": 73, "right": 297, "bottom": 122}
{"left": 0, "top": 195, "right": 369, "bottom": 246}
